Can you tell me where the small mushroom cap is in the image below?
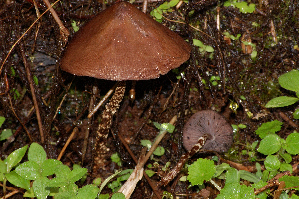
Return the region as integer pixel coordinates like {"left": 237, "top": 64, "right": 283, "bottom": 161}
{"left": 60, "top": 2, "right": 191, "bottom": 81}
{"left": 183, "top": 110, "right": 233, "bottom": 153}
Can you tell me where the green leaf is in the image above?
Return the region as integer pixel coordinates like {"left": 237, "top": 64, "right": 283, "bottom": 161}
{"left": 205, "top": 45, "right": 214, "bottom": 52}
{"left": 41, "top": 159, "right": 62, "bottom": 177}
{"left": 5, "top": 170, "right": 30, "bottom": 190}
{"left": 265, "top": 96, "right": 299, "bottom": 108}
{"left": 284, "top": 132, "right": 299, "bottom": 154}
{"left": 280, "top": 163, "right": 293, "bottom": 172}
{"left": 255, "top": 120, "right": 283, "bottom": 139}
{"left": 0, "top": 129, "right": 13, "bottom": 141}
{"left": 55, "top": 164, "right": 71, "bottom": 178}
{"left": 257, "top": 134, "right": 282, "bottom": 155}
{"left": 16, "top": 161, "right": 41, "bottom": 180}
{"left": 5, "top": 145, "right": 28, "bottom": 172}
{"left": 293, "top": 109, "right": 299, "bottom": 119}
{"left": 279, "top": 176, "right": 299, "bottom": 190}
{"left": 0, "top": 116, "right": 5, "bottom": 127}
{"left": 264, "top": 155, "right": 280, "bottom": 171}
{"left": 153, "top": 146, "right": 165, "bottom": 156}
{"left": 280, "top": 152, "right": 292, "bottom": 163}
{"left": 71, "top": 20, "right": 79, "bottom": 32}
{"left": 145, "top": 169, "right": 156, "bottom": 177}
{"left": 160, "top": 123, "right": 175, "bottom": 133}
{"left": 187, "top": 158, "right": 216, "bottom": 186}
{"left": 33, "top": 75, "right": 39, "bottom": 85}
{"left": 111, "top": 193, "right": 126, "bottom": 199}
{"left": 28, "top": 143, "right": 47, "bottom": 165}
{"left": 214, "top": 163, "right": 230, "bottom": 178}
{"left": 68, "top": 168, "right": 88, "bottom": 183}
{"left": 168, "top": 0, "right": 179, "bottom": 7}
{"left": 235, "top": 2, "right": 255, "bottom": 14}
{"left": 140, "top": 140, "right": 152, "bottom": 149}
{"left": 239, "top": 170, "right": 260, "bottom": 183}
{"left": 99, "top": 194, "right": 110, "bottom": 199}
{"left": 75, "top": 185, "right": 99, "bottom": 199}
{"left": 291, "top": 194, "right": 299, "bottom": 199}
{"left": 111, "top": 153, "right": 122, "bottom": 166}
{"left": 279, "top": 70, "right": 299, "bottom": 92}
{"left": 216, "top": 183, "right": 255, "bottom": 199}
{"left": 193, "top": 39, "right": 204, "bottom": 47}
{"left": 33, "top": 177, "right": 50, "bottom": 199}
{"left": 226, "top": 168, "right": 240, "bottom": 184}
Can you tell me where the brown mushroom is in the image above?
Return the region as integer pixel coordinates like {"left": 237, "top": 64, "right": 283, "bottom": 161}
{"left": 60, "top": 2, "right": 191, "bottom": 177}
{"left": 183, "top": 110, "right": 233, "bottom": 153}
{"left": 60, "top": 2, "right": 191, "bottom": 81}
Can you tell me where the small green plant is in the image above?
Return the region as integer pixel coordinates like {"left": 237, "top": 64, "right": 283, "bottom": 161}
{"left": 193, "top": 39, "right": 214, "bottom": 57}
{"left": 223, "top": 31, "right": 241, "bottom": 41}
{"left": 266, "top": 70, "right": 299, "bottom": 114}
{"left": 150, "top": 0, "right": 180, "bottom": 22}
{"left": 224, "top": 0, "right": 256, "bottom": 14}
{"left": 0, "top": 142, "right": 128, "bottom": 199}
{"left": 0, "top": 116, "right": 13, "bottom": 141}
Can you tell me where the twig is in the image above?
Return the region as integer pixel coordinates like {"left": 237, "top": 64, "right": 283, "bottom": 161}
{"left": 42, "top": 0, "right": 70, "bottom": 41}
{"left": 159, "top": 135, "right": 208, "bottom": 186}
{"left": 7, "top": 94, "right": 32, "bottom": 142}
{"left": 20, "top": 46, "right": 44, "bottom": 143}
{"left": 57, "top": 127, "right": 78, "bottom": 161}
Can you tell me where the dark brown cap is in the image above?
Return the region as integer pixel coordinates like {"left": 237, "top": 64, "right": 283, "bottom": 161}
{"left": 60, "top": 2, "right": 191, "bottom": 81}
{"left": 183, "top": 110, "right": 233, "bottom": 153}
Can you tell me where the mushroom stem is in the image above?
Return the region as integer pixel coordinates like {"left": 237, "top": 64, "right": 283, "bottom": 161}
{"left": 159, "top": 135, "right": 208, "bottom": 187}
{"left": 93, "top": 81, "right": 126, "bottom": 176}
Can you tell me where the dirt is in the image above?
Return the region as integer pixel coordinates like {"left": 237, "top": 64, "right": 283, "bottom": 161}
{"left": 1, "top": 0, "right": 299, "bottom": 198}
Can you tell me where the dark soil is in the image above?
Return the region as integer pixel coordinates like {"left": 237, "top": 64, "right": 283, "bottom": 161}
{"left": 1, "top": 0, "right": 299, "bottom": 198}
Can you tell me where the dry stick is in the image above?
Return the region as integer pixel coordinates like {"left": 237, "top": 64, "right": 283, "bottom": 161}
{"left": 20, "top": 47, "right": 45, "bottom": 143}
{"left": 0, "top": 0, "right": 62, "bottom": 76}
{"left": 87, "top": 84, "right": 116, "bottom": 118}
{"left": 141, "top": 115, "right": 177, "bottom": 167}
{"left": 0, "top": 190, "right": 19, "bottom": 199}
{"left": 118, "top": 134, "right": 162, "bottom": 199}
{"left": 159, "top": 135, "right": 208, "bottom": 187}
{"left": 142, "top": 0, "right": 148, "bottom": 13}
{"left": 118, "top": 116, "right": 178, "bottom": 198}
{"left": 42, "top": 0, "right": 70, "bottom": 40}
{"left": 57, "top": 127, "right": 78, "bottom": 161}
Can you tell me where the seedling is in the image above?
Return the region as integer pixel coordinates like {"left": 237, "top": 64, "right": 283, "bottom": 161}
{"left": 224, "top": 0, "right": 256, "bottom": 14}
{"left": 193, "top": 39, "right": 214, "bottom": 57}
{"left": 266, "top": 70, "right": 299, "bottom": 112}
{"left": 150, "top": 0, "right": 180, "bottom": 22}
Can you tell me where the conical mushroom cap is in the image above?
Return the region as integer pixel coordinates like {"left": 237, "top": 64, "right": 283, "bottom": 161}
{"left": 60, "top": 2, "right": 191, "bottom": 81}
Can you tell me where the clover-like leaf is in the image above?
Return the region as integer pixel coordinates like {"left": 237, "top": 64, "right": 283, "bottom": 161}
{"left": 257, "top": 134, "right": 282, "bottom": 155}
{"left": 216, "top": 182, "right": 254, "bottom": 199}
{"left": 284, "top": 132, "right": 299, "bottom": 155}
{"left": 5, "top": 145, "right": 28, "bottom": 172}
{"left": 255, "top": 120, "right": 283, "bottom": 139}
{"left": 187, "top": 158, "right": 215, "bottom": 186}
{"left": 16, "top": 161, "right": 40, "bottom": 180}
{"left": 264, "top": 155, "right": 280, "bottom": 171}
{"left": 28, "top": 143, "right": 47, "bottom": 165}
